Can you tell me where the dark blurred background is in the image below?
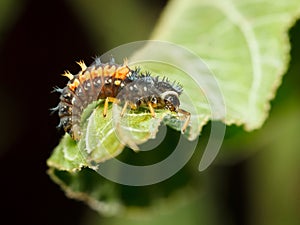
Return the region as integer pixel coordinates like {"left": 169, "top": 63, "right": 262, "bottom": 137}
{"left": 1, "top": 0, "right": 300, "bottom": 225}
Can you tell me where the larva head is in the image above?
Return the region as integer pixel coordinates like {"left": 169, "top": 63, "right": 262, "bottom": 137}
{"left": 160, "top": 90, "right": 180, "bottom": 112}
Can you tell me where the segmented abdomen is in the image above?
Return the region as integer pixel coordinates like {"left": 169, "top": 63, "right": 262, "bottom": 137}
{"left": 56, "top": 60, "right": 130, "bottom": 140}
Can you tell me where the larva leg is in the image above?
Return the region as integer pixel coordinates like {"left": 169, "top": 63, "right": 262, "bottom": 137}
{"left": 147, "top": 102, "right": 156, "bottom": 117}
{"left": 103, "top": 97, "right": 120, "bottom": 117}
{"left": 120, "top": 101, "right": 129, "bottom": 117}
{"left": 178, "top": 108, "right": 191, "bottom": 133}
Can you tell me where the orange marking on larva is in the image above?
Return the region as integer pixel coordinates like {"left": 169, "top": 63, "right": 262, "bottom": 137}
{"left": 115, "top": 66, "right": 129, "bottom": 80}
{"left": 78, "top": 73, "right": 86, "bottom": 83}
{"left": 79, "top": 71, "right": 91, "bottom": 83}
{"left": 103, "top": 65, "right": 116, "bottom": 76}
{"left": 84, "top": 71, "right": 91, "bottom": 80}
{"left": 96, "top": 66, "right": 103, "bottom": 77}
{"left": 114, "top": 79, "right": 122, "bottom": 86}
{"left": 91, "top": 69, "right": 98, "bottom": 79}
{"left": 103, "top": 65, "right": 110, "bottom": 76}
{"left": 68, "top": 78, "right": 80, "bottom": 91}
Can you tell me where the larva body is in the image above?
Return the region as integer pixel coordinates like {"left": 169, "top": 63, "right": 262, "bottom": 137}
{"left": 53, "top": 58, "right": 190, "bottom": 140}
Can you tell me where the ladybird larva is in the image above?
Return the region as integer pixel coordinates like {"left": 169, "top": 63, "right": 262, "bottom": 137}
{"left": 53, "top": 58, "right": 190, "bottom": 140}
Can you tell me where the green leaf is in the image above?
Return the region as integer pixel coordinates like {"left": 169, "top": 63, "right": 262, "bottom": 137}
{"left": 151, "top": 0, "right": 300, "bottom": 130}
{"left": 48, "top": 98, "right": 188, "bottom": 166}
{"left": 47, "top": 134, "right": 87, "bottom": 172}
{"left": 47, "top": 101, "right": 188, "bottom": 215}
{"left": 77, "top": 100, "right": 185, "bottom": 163}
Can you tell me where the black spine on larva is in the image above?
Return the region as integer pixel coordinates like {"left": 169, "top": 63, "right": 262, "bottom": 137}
{"left": 56, "top": 87, "right": 74, "bottom": 135}
{"left": 116, "top": 72, "right": 183, "bottom": 112}
{"left": 155, "top": 77, "right": 183, "bottom": 95}
{"left": 118, "top": 74, "right": 158, "bottom": 107}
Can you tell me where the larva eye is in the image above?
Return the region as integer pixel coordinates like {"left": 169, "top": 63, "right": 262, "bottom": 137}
{"left": 164, "top": 93, "right": 180, "bottom": 112}
{"left": 151, "top": 96, "right": 157, "bottom": 104}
